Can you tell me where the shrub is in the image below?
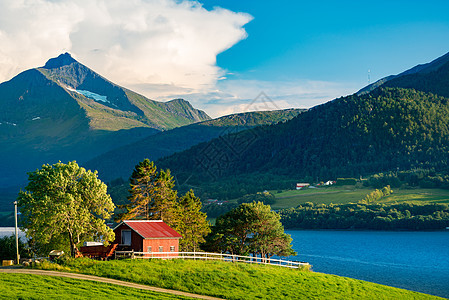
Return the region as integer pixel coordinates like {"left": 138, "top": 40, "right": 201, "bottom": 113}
{"left": 0, "top": 235, "right": 31, "bottom": 261}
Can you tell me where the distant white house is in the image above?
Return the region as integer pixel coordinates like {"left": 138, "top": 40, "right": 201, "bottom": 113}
{"left": 296, "top": 183, "right": 310, "bottom": 190}
{"left": 206, "top": 199, "right": 229, "bottom": 206}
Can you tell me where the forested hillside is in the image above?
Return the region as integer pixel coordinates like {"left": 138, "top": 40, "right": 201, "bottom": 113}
{"left": 383, "top": 60, "right": 449, "bottom": 98}
{"left": 280, "top": 202, "right": 449, "bottom": 230}
{"left": 159, "top": 88, "right": 449, "bottom": 196}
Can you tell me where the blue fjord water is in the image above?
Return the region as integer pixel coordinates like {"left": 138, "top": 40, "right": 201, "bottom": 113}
{"left": 285, "top": 230, "right": 449, "bottom": 298}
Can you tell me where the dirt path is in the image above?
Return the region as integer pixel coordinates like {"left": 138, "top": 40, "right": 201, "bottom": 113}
{"left": 0, "top": 268, "right": 223, "bottom": 300}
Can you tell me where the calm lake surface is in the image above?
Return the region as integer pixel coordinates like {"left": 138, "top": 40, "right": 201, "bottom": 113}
{"left": 286, "top": 230, "right": 449, "bottom": 298}
{"left": 0, "top": 227, "right": 26, "bottom": 239}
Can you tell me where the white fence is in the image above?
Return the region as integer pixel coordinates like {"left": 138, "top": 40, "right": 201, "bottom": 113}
{"left": 115, "top": 251, "right": 309, "bottom": 269}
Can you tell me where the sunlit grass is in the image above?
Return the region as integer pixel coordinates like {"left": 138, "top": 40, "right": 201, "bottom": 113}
{"left": 0, "top": 272, "right": 191, "bottom": 299}
{"left": 271, "top": 186, "right": 449, "bottom": 209}
{"left": 381, "top": 189, "right": 449, "bottom": 204}
{"left": 34, "top": 258, "right": 443, "bottom": 299}
{"left": 272, "top": 186, "right": 372, "bottom": 208}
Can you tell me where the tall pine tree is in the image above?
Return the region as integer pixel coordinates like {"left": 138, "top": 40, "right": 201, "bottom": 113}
{"left": 119, "top": 159, "right": 158, "bottom": 220}
{"left": 120, "top": 160, "right": 210, "bottom": 252}
{"left": 173, "top": 190, "right": 210, "bottom": 251}
{"left": 152, "top": 169, "right": 178, "bottom": 223}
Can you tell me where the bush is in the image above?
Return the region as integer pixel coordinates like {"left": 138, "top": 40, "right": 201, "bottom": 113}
{"left": 237, "top": 191, "right": 276, "bottom": 205}
{"left": 0, "top": 235, "right": 31, "bottom": 261}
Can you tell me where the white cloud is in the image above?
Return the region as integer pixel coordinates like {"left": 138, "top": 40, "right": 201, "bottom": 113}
{"left": 0, "top": 0, "right": 252, "bottom": 92}
{"left": 0, "top": 0, "right": 83, "bottom": 81}
{"left": 0, "top": 0, "right": 358, "bottom": 119}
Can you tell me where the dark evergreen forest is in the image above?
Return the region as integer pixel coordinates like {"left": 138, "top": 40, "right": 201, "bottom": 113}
{"left": 159, "top": 87, "right": 449, "bottom": 198}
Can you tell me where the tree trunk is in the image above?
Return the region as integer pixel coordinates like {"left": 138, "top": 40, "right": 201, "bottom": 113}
{"left": 68, "top": 231, "right": 76, "bottom": 258}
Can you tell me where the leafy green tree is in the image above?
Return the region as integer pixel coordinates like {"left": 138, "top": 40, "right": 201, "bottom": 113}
{"left": 17, "top": 161, "right": 115, "bottom": 257}
{"left": 172, "top": 190, "right": 210, "bottom": 252}
{"left": 248, "top": 202, "right": 296, "bottom": 258}
{"left": 360, "top": 185, "right": 392, "bottom": 204}
{"left": 237, "top": 191, "right": 276, "bottom": 205}
{"left": 204, "top": 202, "right": 296, "bottom": 258}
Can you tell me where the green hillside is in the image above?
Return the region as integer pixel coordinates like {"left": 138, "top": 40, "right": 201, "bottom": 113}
{"left": 84, "top": 108, "right": 303, "bottom": 183}
{"left": 272, "top": 186, "right": 449, "bottom": 209}
{"left": 158, "top": 87, "right": 449, "bottom": 197}
{"left": 0, "top": 273, "right": 190, "bottom": 299}
{"left": 34, "top": 259, "right": 441, "bottom": 300}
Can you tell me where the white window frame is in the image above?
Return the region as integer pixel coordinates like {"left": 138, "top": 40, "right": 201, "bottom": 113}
{"left": 147, "top": 246, "right": 152, "bottom": 253}
{"left": 159, "top": 246, "right": 163, "bottom": 252}
{"left": 170, "top": 246, "right": 175, "bottom": 252}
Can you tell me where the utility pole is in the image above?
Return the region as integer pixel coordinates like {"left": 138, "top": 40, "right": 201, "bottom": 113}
{"left": 14, "top": 201, "right": 20, "bottom": 264}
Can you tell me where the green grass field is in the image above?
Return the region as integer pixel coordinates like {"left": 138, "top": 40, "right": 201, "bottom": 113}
{"left": 271, "top": 186, "right": 449, "bottom": 209}
{"left": 34, "top": 258, "right": 442, "bottom": 299}
{"left": 0, "top": 273, "right": 191, "bottom": 300}
{"left": 381, "top": 188, "right": 449, "bottom": 204}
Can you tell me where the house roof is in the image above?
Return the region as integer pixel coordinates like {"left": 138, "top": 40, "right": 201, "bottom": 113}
{"left": 114, "top": 220, "right": 182, "bottom": 239}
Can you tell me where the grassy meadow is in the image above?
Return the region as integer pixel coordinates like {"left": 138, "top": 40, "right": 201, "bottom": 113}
{"left": 271, "top": 186, "right": 449, "bottom": 209}
{"left": 0, "top": 272, "right": 192, "bottom": 300}
{"left": 33, "top": 258, "right": 443, "bottom": 299}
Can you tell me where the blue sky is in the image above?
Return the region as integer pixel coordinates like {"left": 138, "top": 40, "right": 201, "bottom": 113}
{"left": 207, "top": 0, "right": 449, "bottom": 86}
{"left": 1, "top": 0, "right": 449, "bottom": 117}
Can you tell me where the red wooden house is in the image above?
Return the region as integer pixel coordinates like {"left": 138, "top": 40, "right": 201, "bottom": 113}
{"left": 113, "top": 220, "right": 182, "bottom": 253}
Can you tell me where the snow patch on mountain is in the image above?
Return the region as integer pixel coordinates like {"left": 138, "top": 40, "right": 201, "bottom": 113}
{"left": 66, "top": 87, "right": 109, "bottom": 103}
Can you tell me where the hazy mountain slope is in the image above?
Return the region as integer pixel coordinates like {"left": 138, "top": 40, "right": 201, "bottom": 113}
{"left": 382, "top": 60, "right": 449, "bottom": 98}
{"left": 358, "top": 51, "right": 449, "bottom": 95}
{"left": 84, "top": 109, "right": 304, "bottom": 182}
{"left": 0, "top": 53, "right": 209, "bottom": 188}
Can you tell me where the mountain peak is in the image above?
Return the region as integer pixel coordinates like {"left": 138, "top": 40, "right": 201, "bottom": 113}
{"left": 43, "top": 52, "right": 77, "bottom": 69}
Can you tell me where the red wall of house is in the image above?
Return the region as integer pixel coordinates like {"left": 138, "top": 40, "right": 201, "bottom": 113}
{"left": 142, "top": 239, "right": 179, "bottom": 253}
{"left": 114, "top": 224, "right": 180, "bottom": 253}
{"left": 113, "top": 223, "right": 143, "bottom": 251}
